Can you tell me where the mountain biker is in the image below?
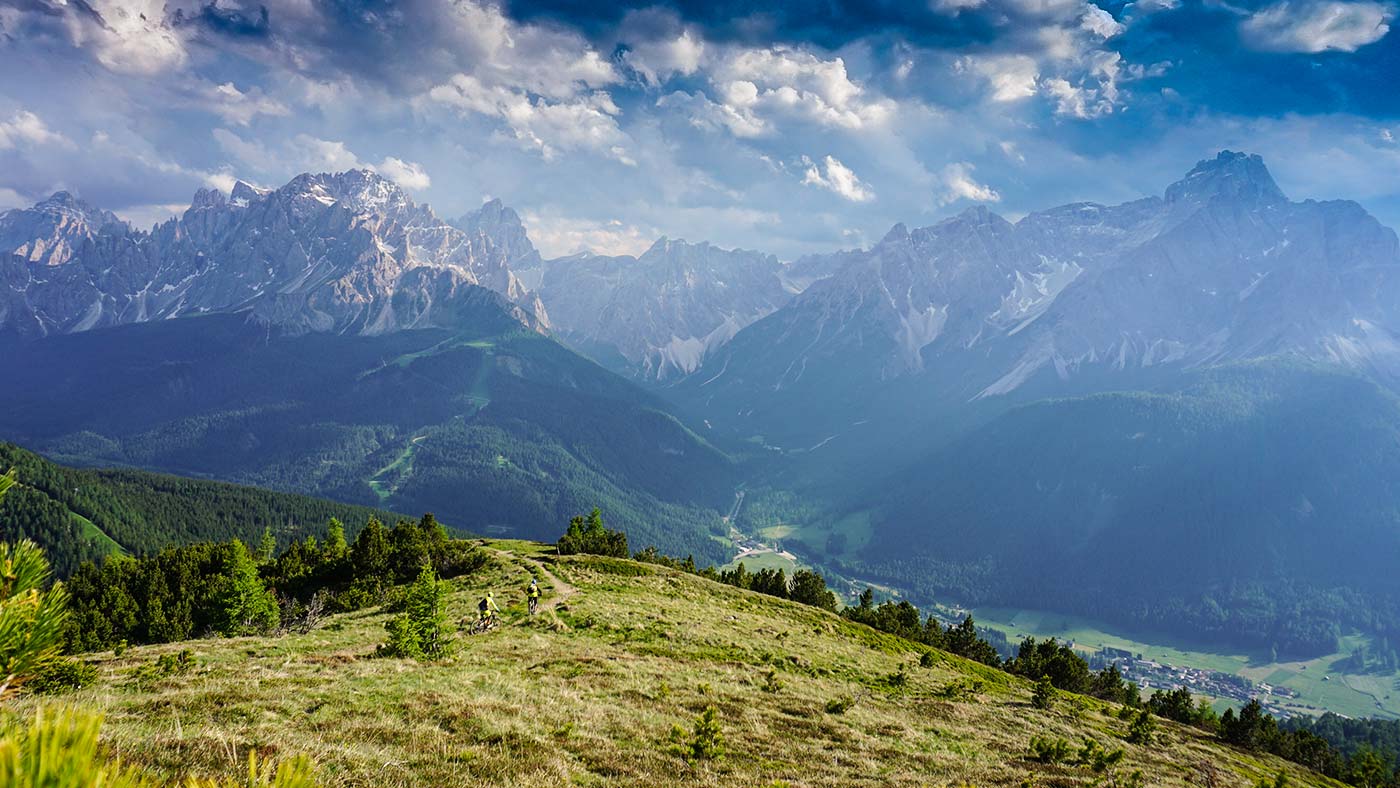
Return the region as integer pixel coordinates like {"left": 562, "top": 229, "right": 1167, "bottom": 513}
{"left": 478, "top": 591, "right": 500, "bottom": 624}
{"left": 526, "top": 577, "right": 541, "bottom": 611}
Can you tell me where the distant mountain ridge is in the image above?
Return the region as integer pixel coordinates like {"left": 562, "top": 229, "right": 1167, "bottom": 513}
{"left": 680, "top": 151, "right": 1400, "bottom": 446}
{"left": 519, "top": 237, "right": 794, "bottom": 379}
{"left": 0, "top": 170, "right": 547, "bottom": 338}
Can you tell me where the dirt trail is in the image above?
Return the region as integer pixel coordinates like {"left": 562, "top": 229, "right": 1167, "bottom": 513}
{"left": 484, "top": 545, "right": 578, "bottom": 611}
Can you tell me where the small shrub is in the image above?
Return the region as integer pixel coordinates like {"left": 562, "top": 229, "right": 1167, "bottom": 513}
{"left": 1028, "top": 735, "right": 1073, "bottom": 764}
{"left": 377, "top": 565, "right": 454, "bottom": 661}
{"left": 936, "top": 678, "right": 985, "bottom": 700}
{"left": 1075, "top": 738, "right": 1125, "bottom": 773}
{"left": 1031, "top": 675, "right": 1055, "bottom": 710}
{"left": 130, "top": 650, "right": 196, "bottom": 687}
{"left": 25, "top": 659, "right": 98, "bottom": 695}
{"left": 112, "top": 640, "right": 127, "bottom": 658}
{"left": 919, "top": 651, "right": 936, "bottom": 668}
{"left": 825, "top": 696, "right": 855, "bottom": 714}
{"left": 1126, "top": 708, "right": 1156, "bottom": 745}
{"left": 763, "top": 670, "right": 783, "bottom": 693}
{"left": 669, "top": 706, "right": 724, "bottom": 763}
{"left": 1255, "top": 771, "right": 1290, "bottom": 788}
{"left": 887, "top": 667, "right": 909, "bottom": 690}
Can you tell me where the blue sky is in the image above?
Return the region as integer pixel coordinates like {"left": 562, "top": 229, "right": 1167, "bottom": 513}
{"left": 1, "top": 0, "right": 1397, "bottom": 258}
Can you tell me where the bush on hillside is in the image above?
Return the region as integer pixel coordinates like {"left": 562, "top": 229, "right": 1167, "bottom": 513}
{"left": 378, "top": 565, "right": 454, "bottom": 661}
{"left": 24, "top": 658, "right": 98, "bottom": 695}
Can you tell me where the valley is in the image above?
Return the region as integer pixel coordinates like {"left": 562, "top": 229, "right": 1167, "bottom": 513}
{"left": 975, "top": 607, "right": 1400, "bottom": 722}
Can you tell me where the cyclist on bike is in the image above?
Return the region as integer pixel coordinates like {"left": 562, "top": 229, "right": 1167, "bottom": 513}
{"left": 478, "top": 591, "right": 500, "bottom": 624}
{"left": 526, "top": 577, "right": 541, "bottom": 612}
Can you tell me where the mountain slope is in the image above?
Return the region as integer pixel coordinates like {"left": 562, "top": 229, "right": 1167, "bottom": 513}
{"left": 19, "top": 542, "right": 1344, "bottom": 787}
{"left": 0, "top": 442, "right": 398, "bottom": 577}
{"left": 0, "top": 309, "right": 735, "bottom": 561}
{"left": 849, "top": 361, "right": 1400, "bottom": 657}
{"left": 679, "top": 152, "right": 1400, "bottom": 449}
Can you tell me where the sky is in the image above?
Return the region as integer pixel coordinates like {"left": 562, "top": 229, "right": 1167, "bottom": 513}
{"left": 1, "top": 0, "right": 1398, "bottom": 259}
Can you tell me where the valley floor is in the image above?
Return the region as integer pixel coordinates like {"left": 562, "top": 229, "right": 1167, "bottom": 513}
{"left": 19, "top": 542, "right": 1345, "bottom": 787}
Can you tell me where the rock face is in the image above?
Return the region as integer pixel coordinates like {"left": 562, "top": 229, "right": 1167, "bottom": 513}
{"left": 0, "top": 171, "right": 548, "bottom": 338}
{"left": 525, "top": 238, "right": 793, "bottom": 379}
{"left": 690, "top": 151, "right": 1400, "bottom": 415}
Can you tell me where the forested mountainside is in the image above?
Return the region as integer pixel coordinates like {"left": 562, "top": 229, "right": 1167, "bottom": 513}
{"left": 0, "top": 312, "right": 735, "bottom": 563}
{"left": 0, "top": 442, "right": 397, "bottom": 577}
{"left": 847, "top": 361, "right": 1400, "bottom": 658}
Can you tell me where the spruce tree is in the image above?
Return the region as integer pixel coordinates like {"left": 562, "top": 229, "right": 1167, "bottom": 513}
{"left": 324, "top": 518, "right": 348, "bottom": 561}
{"left": 214, "top": 541, "right": 278, "bottom": 636}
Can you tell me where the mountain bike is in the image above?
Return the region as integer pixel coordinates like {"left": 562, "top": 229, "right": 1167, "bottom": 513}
{"left": 467, "top": 614, "right": 498, "bottom": 635}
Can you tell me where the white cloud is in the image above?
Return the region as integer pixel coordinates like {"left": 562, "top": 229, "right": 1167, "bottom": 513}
{"left": 1081, "top": 6, "right": 1126, "bottom": 38}
{"left": 0, "top": 111, "right": 72, "bottom": 150}
{"left": 213, "top": 129, "right": 433, "bottom": 190}
{"left": 426, "top": 74, "right": 633, "bottom": 164}
{"left": 0, "top": 186, "right": 29, "bottom": 211}
{"left": 520, "top": 211, "right": 655, "bottom": 257}
{"left": 1241, "top": 0, "right": 1393, "bottom": 52}
{"left": 959, "top": 55, "right": 1040, "bottom": 102}
{"left": 1044, "top": 51, "right": 1123, "bottom": 118}
{"left": 801, "top": 155, "right": 876, "bottom": 202}
{"left": 201, "top": 82, "right": 290, "bottom": 126}
{"left": 376, "top": 157, "right": 432, "bottom": 191}
{"left": 64, "top": 0, "right": 189, "bottom": 76}
{"left": 940, "top": 162, "right": 1001, "bottom": 204}
{"left": 708, "top": 46, "right": 896, "bottom": 132}
{"left": 625, "top": 30, "right": 706, "bottom": 85}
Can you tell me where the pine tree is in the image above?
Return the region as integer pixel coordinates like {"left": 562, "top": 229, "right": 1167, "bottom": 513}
{"left": 378, "top": 565, "right": 453, "bottom": 661}
{"left": 0, "top": 538, "right": 70, "bottom": 698}
{"left": 351, "top": 517, "right": 390, "bottom": 583}
{"left": 214, "top": 541, "right": 278, "bottom": 637}
{"left": 1032, "top": 675, "right": 1056, "bottom": 710}
{"left": 323, "top": 518, "right": 348, "bottom": 562}
{"left": 256, "top": 526, "right": 277, "bottom": 564}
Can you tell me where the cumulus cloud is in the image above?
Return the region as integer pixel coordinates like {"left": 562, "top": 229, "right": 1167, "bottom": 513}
{"left": 624, "top": 30, "right": 706, "bottom": 85}
{"left": 0, "top": 111, "right": 71, "bottom": 150}
{"left": 1081, "top": 6, "right": 1126, "bottom": 38}
{"left": 801, "top": 155, "right": 876, "bottom": 202}
{"left": 940, "top": 162, "right": 1001, "bottom": 204}
{"left": 1045, "top": 51, "right": 1124, "bottom": 118}
{"left": 1241, "top": 0, "right": 1393, "bottom": 52}
{"left": 426, "top": 74, "right": 633, "bottom": 164}
{"left": 376, "top": 158, "right": 432, "bottom": 191}
{"left": 958, "top": 55, "right": 1040, "bottom": 102}
{"left": 212, "top": 129, "right": 433, "bottom": 191}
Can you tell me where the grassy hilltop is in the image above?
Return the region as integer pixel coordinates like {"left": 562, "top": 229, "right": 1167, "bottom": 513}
{"left": 12, "top": 540, "right": 1342, "bottom": 787}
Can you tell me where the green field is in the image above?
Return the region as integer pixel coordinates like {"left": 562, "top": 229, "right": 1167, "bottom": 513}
{"left": 976, "top": 606, "right": 1400, "bottom": 720}
{"left": 757, "top": 512, "right": 873, "bottom": 560}
{"left": 69, "top": 510, "right": 126, "bottom": 556}
{"left": 720, "top": 549, "right": 801, "bottom": 574}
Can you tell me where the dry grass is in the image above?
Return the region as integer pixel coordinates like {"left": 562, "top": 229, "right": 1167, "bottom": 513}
{"left": 13, "top": 541, "right": 1349, "bottom": 788}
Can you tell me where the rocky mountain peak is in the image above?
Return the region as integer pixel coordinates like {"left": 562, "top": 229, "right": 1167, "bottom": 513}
{"left": 452, "top": 197, "right": 540, "bottom": 268}
{"left": 1165, "top": 150, "right": 1286, "bottom": 206}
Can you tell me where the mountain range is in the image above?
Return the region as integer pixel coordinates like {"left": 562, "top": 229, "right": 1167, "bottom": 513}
{"left": 7, "top": 151, "right": 1400, "bottom": 657}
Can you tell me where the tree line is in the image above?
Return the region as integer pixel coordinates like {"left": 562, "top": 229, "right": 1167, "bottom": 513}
{"left": 63, "top": 513, "right": 485, "bottom": 653}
